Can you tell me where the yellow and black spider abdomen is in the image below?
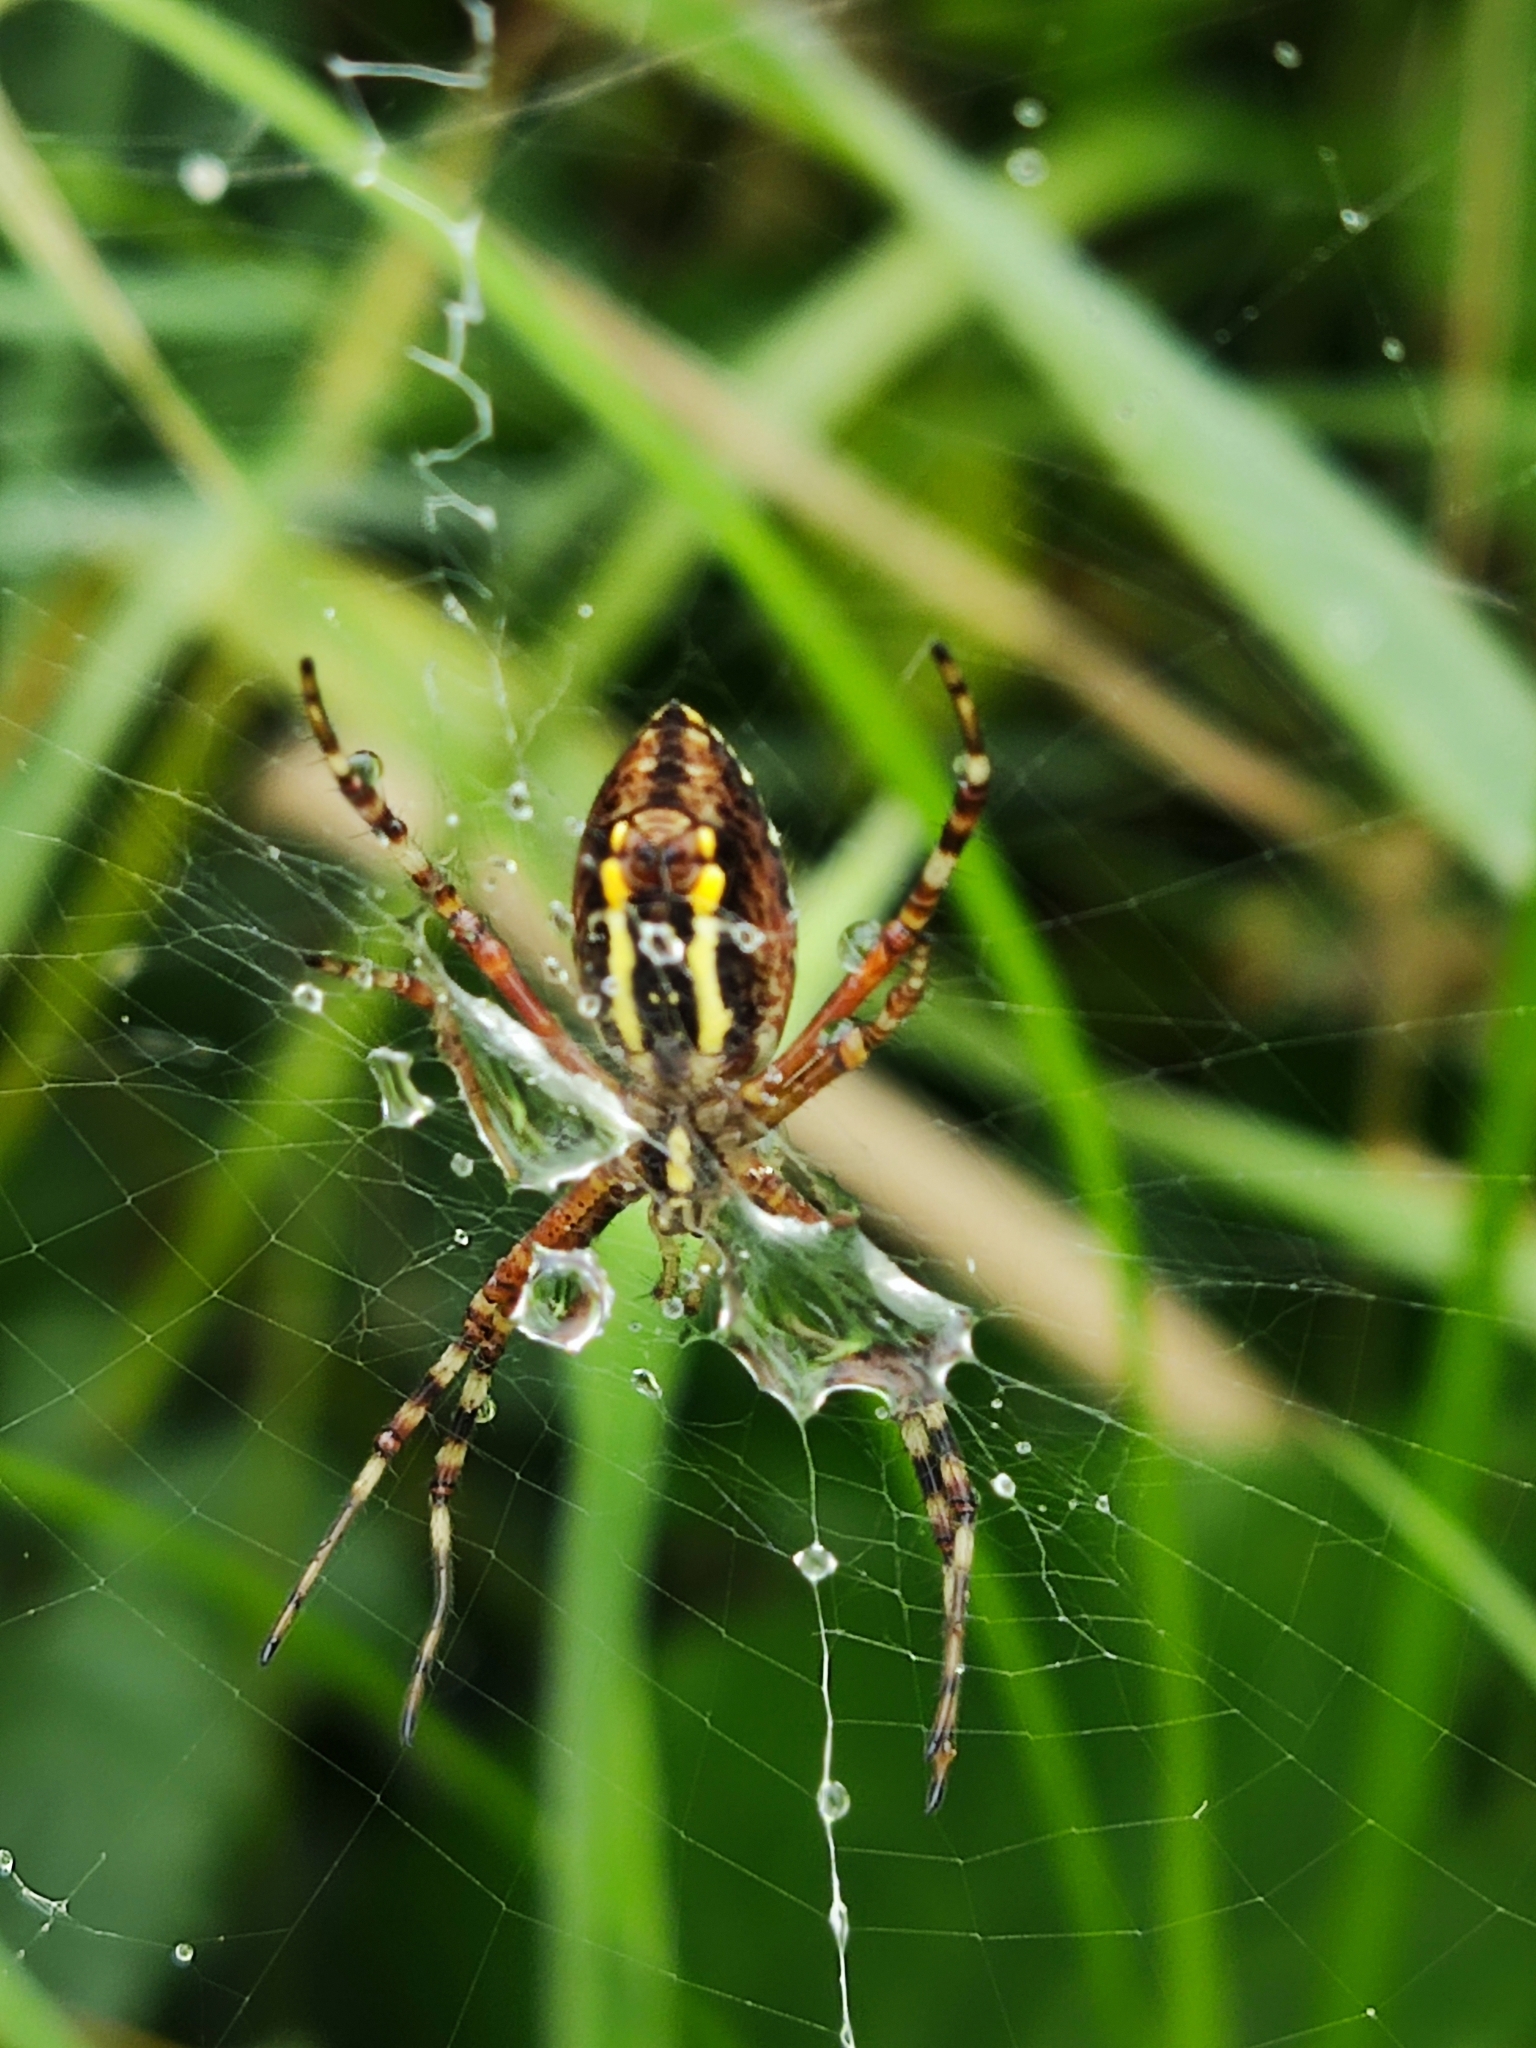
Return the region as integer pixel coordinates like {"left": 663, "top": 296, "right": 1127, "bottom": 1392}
{"left": 572, "top": 701, "right": 796, "bottom": 1088}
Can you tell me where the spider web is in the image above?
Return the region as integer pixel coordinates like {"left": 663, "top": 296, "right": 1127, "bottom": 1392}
{"left": 2, "top": 4, "right": 1535, "bottom": 2046}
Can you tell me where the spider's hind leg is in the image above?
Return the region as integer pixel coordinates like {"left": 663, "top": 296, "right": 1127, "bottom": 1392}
{"left": 898, "top": 1399, "right": 977, "bottom": 1813}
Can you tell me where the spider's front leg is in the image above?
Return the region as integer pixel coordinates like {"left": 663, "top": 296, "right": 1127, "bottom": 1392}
{"left": 302, "top": 952, "right": 437, "bottom": 1011}
{"left": 262, "top": 1156, "right": 643, "bottom": 1741}
{"left": 297, "top": 659, "right": 607, "bottom": 1085}
{"left": 743, "top": 641, "right": 986, "bottom": 1125}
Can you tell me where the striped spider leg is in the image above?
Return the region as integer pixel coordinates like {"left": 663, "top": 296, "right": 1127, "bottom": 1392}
{"left": 262, "top": 1155, "right": 643, "bottom": 1740}
{"left": 299, "top": 659, "right": 607, "bottom": 1085}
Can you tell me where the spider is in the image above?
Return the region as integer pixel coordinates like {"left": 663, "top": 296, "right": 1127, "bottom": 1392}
{"left": 263, "top": 646, "right": 988, "bottom": 1811}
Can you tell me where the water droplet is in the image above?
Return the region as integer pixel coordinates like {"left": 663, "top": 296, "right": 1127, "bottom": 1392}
{"left": 1339, "top": 207, "right": 1368, "bottom": 234}
{"left": 660, "top": 1295, "right": 686, "bottom": 1321}
{"left": 576, "top": 992, "right": 602, "bottom": 1020}
{"left": 989, "top": 1396, "right": 1003, "bottom": 1411}
{"left": 0, "top": 1848, "right": 13, "bottom": 1876}
{"left": 171, "top": 1941, "right": 195, "bottom": 1968}
{"left": 576, "top": 601, "right": 595, "bottom": 618}
{"left": 450, "top": 1152, "right": 475, "bottom": 1178}
{"left": 444, "top": 811, "right": 460, "bottom": 829}
{"left": 549, "top": 900, "right": 576, "bottom": 939}
{"left": 817, "top": 1779, "right": 851, "bottom": 1822}
{"left": 638, "top": 921, "right": 685, "bottom": 968}
{"left": 511, "top": 1245, "right": 614, "bottom": 1353}
{"left": 347, "top": 748, "right": 383, "bottom": 789}
{"left": 1381, "top": 335, "right": 1406, "bottom": 362}
{"left": 828, "top": 1899, "right": 850, "bottom": 1943}
{"left": 991, "top": 1471, "right": 1017, "bottom": 1500}
{"left": 631, "top": 1367, "right": 663, "bottom": 1400}
{"left": 1272, "top": 39, "right": 1302, "bottom": 68}
{"left": 475, "top": 1395, "right": 497, "bottom": 1425}
{"left": 453, "top": 1226, "right": 471, "bottom": 1247}
{"left": 1006, "top": 147, "right": 1049, "bottom": 188}
{"left": 366, "top": 1046, "right": 435, "bottom": 1129}
{"left": 1095, "top": 1493, "right": 1111, "bottom": 1515}
{"left": 1012, "top": 96, "right": 1047, "bottom": 128}
{"left": 504, "top": 780, "right": 534, "bottom": 823}
{"left": 793, "top": 1541, "right": 839, "bottom": 1584}
{"left": 178, "top": 151, "right": 229, "bottom": 204}
{"left": 1014, "top": 1440, "right": 1033, "bottom": 1457}
{"left": 837, "top": 919, "right": 882, "bottom": 972}
{"left": 291, "top": 981, "right": 324, "bottom": 1014}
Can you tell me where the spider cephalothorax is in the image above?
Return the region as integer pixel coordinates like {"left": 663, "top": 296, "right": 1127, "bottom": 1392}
{"left": 263, "top": 649, "right": 987, "bottom": 1810}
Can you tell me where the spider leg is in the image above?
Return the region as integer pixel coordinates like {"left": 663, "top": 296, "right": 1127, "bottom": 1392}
{"left": 299, "top": 659, "right": 606, "bottom": 1083}
{"left": 898, "top": 1400, "right": 977, "bottom": 1813}
{"left": 302, "top": 952, "right": 437, "bottom": 1011}
{"left": 755, "top": 941, "right": 931, "bottom": 1130}
{"left": 743, "top": 643, "right": 986, "bottom": 1117}
{"left": 260, "top": 1338, "right": 473, "bottom": 1665}
{"left": 262, "top": 1154, "right": 644, "bottom": 1736}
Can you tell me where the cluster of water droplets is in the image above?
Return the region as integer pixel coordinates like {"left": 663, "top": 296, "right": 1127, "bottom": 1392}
{"left": 712, "top": 1189, "right": 974, "bottom": 1423}
{"left": 1005, "top": 93, "right": 1049, "bottom": 189}
{"left": 428, "top": 963, "right": 643, "bottom": 1190}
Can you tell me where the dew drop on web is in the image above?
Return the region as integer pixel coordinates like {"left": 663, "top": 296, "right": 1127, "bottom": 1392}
{"left": 291, "top": 981, "right": 324, "bottom": 1014}
{"left": 817, "top": 1779, "right": 851, "bottom": 1823}
{"left": 793, "top": 1541, "right": 839, "bottom": 1584}
{"left": 1006, "top": 147, "right": 1049, "bottom": 187}
{"left": 504, "top": 779, "right": 534, "bottom": 823}
{"left": 366, "top": 1046, "right": 435, "bottom": 1129}
{"left": 630, "top": 1367, "right": 663, "bottom": 1400}
{"left": 450, "top": 1152, "right": 475, "bottom": 1178}
{"left": 511, "top": 1246, "right": 614, "bottom": 1353}
{"left": 991, "top": 1471, "right": 1017, "bottom": 1500}
{"left": 171, "top": 1942, "right": 195, "bottom": 1968}
{"left": 178, "top": 151, "right": 228, "bottom": 204}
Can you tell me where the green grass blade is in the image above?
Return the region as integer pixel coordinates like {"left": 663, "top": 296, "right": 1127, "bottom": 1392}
{"left": 542, "top": 1204, "right": 680, "bottom": 2048}
{"left": 554, "top": 0, "right": 1536, "bottom": 894}
{"left": 0, "top": 1950, "right": 98, "bottom": 2048}
{"left": 0, "top": 522, "right": 240, "bottom": 969}
{"left": 0, "top": 1446, "right": 537, "bottom": 1856}
{"left": 969, "top": 1539, "right": 1145, "bottom": 2038}
{"left": 1319, "top": 841, "right": 1536, "bottom": 2022}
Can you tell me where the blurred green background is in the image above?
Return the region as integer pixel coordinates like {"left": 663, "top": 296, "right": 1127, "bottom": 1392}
{"left": 4, "top": 1, "right": 1536, "bottom": 2043}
